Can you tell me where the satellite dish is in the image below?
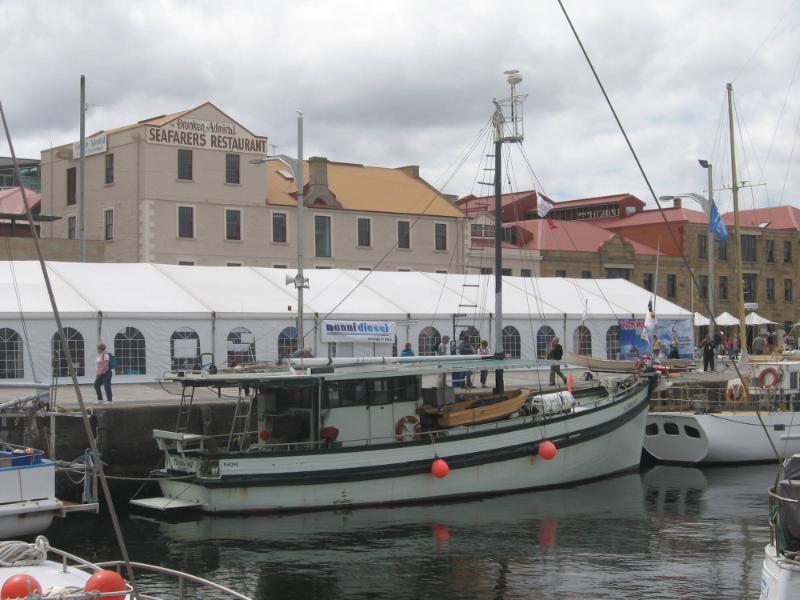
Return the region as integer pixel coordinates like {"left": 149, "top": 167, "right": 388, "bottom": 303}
{"left": 504, "top": 69, "right": 523, "bottom": 85}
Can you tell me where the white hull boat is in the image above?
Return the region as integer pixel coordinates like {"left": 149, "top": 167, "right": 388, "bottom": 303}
{"left": 133, "top": 360, "right": 653, "bottom": 513}
{"left": 0, "top": 444, "right": 96, "bottom": 539}
{"left": 760, "top": 454, "right": 800, "bottom": 600}
{"left": 645, "top": 360, "right": 800, "bottom": 464}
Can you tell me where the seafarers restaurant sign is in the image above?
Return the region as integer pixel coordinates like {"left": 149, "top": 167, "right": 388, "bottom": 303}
{"left": 321, "top": 320, "right": 396, "bottom": 344}
{"left": 147, "top": 117, "right": 267, "bottom": 153}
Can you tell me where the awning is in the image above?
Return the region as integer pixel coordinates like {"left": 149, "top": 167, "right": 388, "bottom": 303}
{"left": 693, "top": 312, "right": 710, "bottom": 326}
{"left": 715, "top": 311, "right": 740, "bottom": 326}
{"left": 745, "top": 312, "right": 778, "bottom": 326}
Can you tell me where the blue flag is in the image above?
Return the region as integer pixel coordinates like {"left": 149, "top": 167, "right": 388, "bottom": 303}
{"left": 709, "top": 201, "right": 728, "bottom": 241}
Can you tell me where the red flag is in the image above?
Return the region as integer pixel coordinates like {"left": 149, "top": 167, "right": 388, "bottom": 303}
{"left": 547, "top": 217, "right": 558, "bottom": 230}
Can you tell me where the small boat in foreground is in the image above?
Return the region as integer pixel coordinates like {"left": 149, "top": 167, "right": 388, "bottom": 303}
{"left": 0, "top": 535, "right": 251, "bottom": 599}
{"left": 432, "top": 388, "right": 530, "bottom": 428}
{"left": 760, "top": 454, "right": 800, "bottom": 600}
{"left": 564, "top": 351, "right": 640, "bottom": 373}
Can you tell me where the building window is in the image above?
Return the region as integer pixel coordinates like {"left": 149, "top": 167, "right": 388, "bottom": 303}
{"left": 741, "top": 235, "right": 756, "bottom": 262}
{"left": 67, "top": 216, "right": 76, "bottom": 240}
{"left": 104, "top": 209, "right": 113, "bottom": 241}
{"left": 178, "top": 206, "right": 194, "bottom": 238}
{"left": 225, "top": 209, "right": 242, "bottom": 241}
{"left": 418, "top": 326, "right": 441, "bottom": 356}
{"left": 170, "top": 327, "right": 200, "bottom": 371}
{"left": 717, "top": 240, "right": 727, "bottom": 260}
{"left": 765, "top": 239, "right": 775, "bottom": 262}
{"left": 435, "top": 270, "right": 448, "bottom": 274}
{"left": 767, "top": 278, "right": 775, "bottom": 302}
{"left": 501, "top": 268, "right": 512, "bottom": 276}
{"left": 606, "top": 325, "right": 620, "bottom": 359}
{"left": 0, "top": 327, "right": 24, "bottom": 379}
{"left": 66, "top": 167, "right": 76, "bottom": 205}
{"left": 581, "top": 271, "right": 592, "bottom": 279}
{"left": 178, "top": 149, "right": 192, "bottom": 180}
{"left": 434, "top": 223, "right": 447, "bottom": 251}
{"left": 784, "top": 241, "right": 793, "bottom": 263}
{"left": 502, "top": 325, "right": 521, "bottom": 359}
{"left": 278, "top": 326, "right": 298, "bottom": 359}
{"left": 272, "top": 212, "right": 287, "bottom": 243}
{"left": 719, "top": 276, "right": 728, "bottom": 300}
{"left": 573, "top": 325, "right": 592, "bottom": 356}
{"left": 555, "top": 270, "right": 566, "bottom": 278}
{"left": 666, "top": 274, "right": 676, "bottom": 298}
{"left": 536, "top": 326, "right": 556, "bottom": 359}
{"left": 114, "top": 326, "right": 146, "bottom": 375}
{"left": 226, "top": 262, "right": 242, "bottom": 267}
{"left": 699, "top": 275, "right": 708, "bottom": 299}
{"left": 480, "top": 267, "right": 493, "bottom": 275}
{"left": 785, "top": 279, "right": 793, "bottom": 303}
{"left": 743, "top": 273, "right": 757, "bottom": 303}
{"left": 225, "top": 153, "right": 240, "bottom": 184}
{"left": 643, "top": 273, "right": 653, "bottom": 292}
{"left": 397, "top": 220, "right": 410, "bottom": 249}
{"left": 105, "top": 153, "right": 114, "bottom": 185}
{"left": 315, "top": 215, "right": 331, "bottom": 257}
{"left": 51, "top": 327, "right": 85, "bottom": 377}
{"left": 228, "top": 326, "right": 256, "bottom": 365}
{"left": 273, "top": 264, "right": 287, "bottom": 268}
{"left": 698, "top": 234, "right": 707, "bottom": 259}
{"left": 605, "top": 268, "right": 630, "bottom": 279}
{"left": 178, "top": 261, "right": 194, "bottom": 266}
{"left": 357, "top": 217, "right": 371, "bottom": 247}
{"left": 521, "top": 269, "right": 532, "bottom": 277}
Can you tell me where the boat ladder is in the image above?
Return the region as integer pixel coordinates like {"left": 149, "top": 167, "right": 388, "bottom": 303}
{"left": 175, "top": 386, "right": 195, "bottom": 433}
{"left": 227, "top": 388, "right": 253, "bottom": 451}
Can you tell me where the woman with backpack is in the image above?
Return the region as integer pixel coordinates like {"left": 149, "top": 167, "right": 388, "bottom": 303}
{"left": 95, "top": 343, "right": 113, "bottom": 403}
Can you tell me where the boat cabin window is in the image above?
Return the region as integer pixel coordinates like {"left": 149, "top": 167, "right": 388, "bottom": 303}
{"left": 663, "top": 422, "right": 679, "bottom": 436}
{"left": 684, "top": 425, "right": 701, "bottom": 439}
{"left": 323, "top": 376, "right": 420, "bottom": 409}
{"left": 645, "top": 423, "right": 658, "bottom": 436}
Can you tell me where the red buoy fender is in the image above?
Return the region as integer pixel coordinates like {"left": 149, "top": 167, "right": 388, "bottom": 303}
{"left": 395, "top": 415, "right": 422, "bottom": 442}
{"left": 757, "top": 367, "right": 781, "bottom": 389}
{"left": 726, "top": 384, "right": 746, "bottom": 404}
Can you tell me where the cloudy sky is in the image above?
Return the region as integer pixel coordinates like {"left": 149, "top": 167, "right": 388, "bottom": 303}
{"left": 2, "top": 0, "right": 798, "bottom": 212}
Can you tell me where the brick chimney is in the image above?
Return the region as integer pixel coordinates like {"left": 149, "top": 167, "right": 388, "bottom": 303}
{"left": 304, "top": 156, "right": 341, "bottom": 208}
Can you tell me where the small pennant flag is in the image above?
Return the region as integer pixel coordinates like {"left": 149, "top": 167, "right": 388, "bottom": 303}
{"left": 546, "top": 217, "right": 558, "bottom": 230}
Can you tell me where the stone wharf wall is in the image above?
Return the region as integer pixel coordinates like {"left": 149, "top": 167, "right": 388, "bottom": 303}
{"left": 1, "top": 401, "right": 238, "bottom": 500}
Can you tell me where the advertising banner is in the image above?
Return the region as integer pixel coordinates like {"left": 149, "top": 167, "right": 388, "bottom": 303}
{"left": 618, "top": 318, "right": 693, "bottom": 359}
{"left": 321, "top": 320, "right": 395, "bottom": 344}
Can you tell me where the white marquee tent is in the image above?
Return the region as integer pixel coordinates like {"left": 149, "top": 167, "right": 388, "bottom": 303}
{"left": 0, "top": 262, "right": 691, "bottom": 384}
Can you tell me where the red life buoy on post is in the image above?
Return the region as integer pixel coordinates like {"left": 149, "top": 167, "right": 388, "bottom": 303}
{"left": 757, "top": 367, "right": 782, "bottom": 389}
{"left": 395, "top": 415, "right": 422, "bottom": 442}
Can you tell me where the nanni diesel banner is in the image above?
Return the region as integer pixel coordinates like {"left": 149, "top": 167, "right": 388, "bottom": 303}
{"left": 321, "top": 320, "right": 395, "bottom": 344}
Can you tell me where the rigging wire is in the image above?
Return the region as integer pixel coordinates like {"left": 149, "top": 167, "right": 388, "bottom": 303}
{"left": 555, "top": 0, "right": 782, "bottom": 464}
{"left": 732, "top": 0, "right": 800, "bottom": 83}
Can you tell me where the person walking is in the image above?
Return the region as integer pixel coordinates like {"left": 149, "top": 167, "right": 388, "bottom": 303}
{"left": 547, "top": 337, "right": 567, "bottom": 386}
{"left": 458, "top": 333, "right": 475, "bottom": 388}
{"left": 700, "top": 335, "right": 715, "bottom": 372}
{"left": 478, "top": 339, "right": 490, "bottom": 388}
{"left": 400, "top": 342, "right": 415, "bottom": 357}
{"left": 94, "top": 343, "right": 113, "bottom": 403}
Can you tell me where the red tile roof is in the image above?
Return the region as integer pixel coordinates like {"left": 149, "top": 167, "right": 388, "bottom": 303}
{"left": 721, "top": 206, "right": 800, "bottom": 231}
{"left": 594, "top": 207, "right": 708, "bottom": 228}
{"left": 0, "top": 187, "right": 41, "bottom": 214}
{"left": 507, "top": 219, "right": 661, "bottom": 255}
{"left": 456, "top": 191, "right": 539, "bottom": 213}
{"left": 550, "top": 193, "right": 646, "bottom": 209}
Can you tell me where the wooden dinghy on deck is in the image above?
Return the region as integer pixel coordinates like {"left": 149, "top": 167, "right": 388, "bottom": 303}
{"left": 564, "top": 352, "right": 640, "bottom": 373}
{"left": 434, "top": 389, "right": 531, "bottom": 428}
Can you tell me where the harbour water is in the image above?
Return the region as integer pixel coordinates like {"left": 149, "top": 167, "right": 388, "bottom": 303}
{"left": 40, "top": 464, "right": 773, "bottom": 599}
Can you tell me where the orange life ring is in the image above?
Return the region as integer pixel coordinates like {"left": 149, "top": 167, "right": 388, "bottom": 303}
{"left": 726, "top": 384, "right": 746, "bottom": 404}
{"left": 395, "top": 415, "right": 422, "bottom": 442}
{"left": 757, "top": 367, "right": 782, "bottom": 389}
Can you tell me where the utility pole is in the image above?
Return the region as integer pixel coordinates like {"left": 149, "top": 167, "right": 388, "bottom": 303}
{"left": 699, "top": 160, "right": 714, "bottom": 319}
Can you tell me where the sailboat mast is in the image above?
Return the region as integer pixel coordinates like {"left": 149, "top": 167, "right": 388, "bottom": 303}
{"left": 726, "top": 83, "right": 747, "bottom": 349}
{"left": 492, "top": 107, "right": 505, "bottom": 393}
{"left": 296, "top": 113, "right": 305, "bottom": 348}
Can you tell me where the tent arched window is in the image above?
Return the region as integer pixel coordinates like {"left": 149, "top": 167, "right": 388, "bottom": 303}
{"left": 228, "top": 327, "right": 257, "bottom": 365}
{"left": 170, "top": 327, "right": 201, "bottom": 371}
{"left": 51, "top": 327, "right": 85, "bottom": 377}
{"left": 114, "top": 327, "right": 146, "bottom": 375}
{"left": 606, "top": 325, "right": 620, "bottom": 360}
{"left": 278, "top": 327, "right": 298, "bottom": 360}
{"left": 502, "top": 325, "right": 521, "bottom": 359}
{"left": 0, "top": 327, "right": 24, "bottom": 379}
{"left": 573, "top": 325, "right": 592, "bottom": 356}
{"left": 460, "top": 326, "right": 480, "bottom": 349}
{"left": 536, "top": 326, "right": 556, "bottom": 359}
{"left": 418, "top": 326, "right": 441, "bottom": 356}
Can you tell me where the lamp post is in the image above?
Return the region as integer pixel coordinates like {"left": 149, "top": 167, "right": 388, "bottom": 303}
{"left": 659, "top": 191, "right": 715, "bottom": 320}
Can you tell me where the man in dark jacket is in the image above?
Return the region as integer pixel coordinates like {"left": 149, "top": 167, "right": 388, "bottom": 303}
{"left": 547, "top": 337, "right": 568, "bottom": 386}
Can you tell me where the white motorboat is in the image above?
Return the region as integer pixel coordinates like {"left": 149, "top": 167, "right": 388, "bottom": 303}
{"left": 0, "top": 535, "right": 251, "bottom": 599}
{"left": 645, "top": 359, "right": 800, "bottom": 464}
{"left": 0, "top": 442, "right": 97, "bottom": 539}
{"left": 760, "top": 454, "right": 800, "bottom": 600}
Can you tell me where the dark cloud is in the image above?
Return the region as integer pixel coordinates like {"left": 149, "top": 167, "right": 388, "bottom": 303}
{"left": 1, "top": 0, "right": 798, "bottom": 208}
